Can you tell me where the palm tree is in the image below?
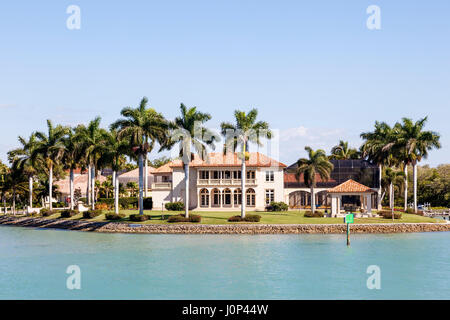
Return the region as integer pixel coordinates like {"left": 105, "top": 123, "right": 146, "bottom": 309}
{"left": 329, "top": 140, "right": 360, "bottom": 160}
{"left": 382, "top": 167, "right": 405, "bottom": 221}
{"left": 220, "top": 109, "right": 271, "bottom": 218}
{"left": 111, "top": 97, "right": 168, "bottom": 215}
{"left": 31, "top": 120, "right": 69, "bottom": 211}
{"left": 62, "top": 129, "right": 82, "bottom": 210}
{"left": 2, "top": 165, "right": 28, "bottom": 214}
{"left": 7, "top": 133, "right": 40, "bottom": 210}
{"left": 296, "top": 147, "right": 334, "bottom": 212}
{"left": 100, "top": 129, "right": 128, "bottom": 214}
{"left": 360, "top": 121, "right": 395, "bottom": 210}
{"left": 395, "top": 117, "right": 441, "bottom": 213}
{"left": 74, "top": 117, "right": 107, "bottom": 210}
{"left": 163, "top": 104, "right": 218, "bottom": 218}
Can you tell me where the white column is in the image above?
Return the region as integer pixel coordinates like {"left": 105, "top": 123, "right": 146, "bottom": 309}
{"left": 331, "top": 195, "right": 338, "bottom": 216}
{"left": 366, "top": 194, "right": 372, "bottom": 214}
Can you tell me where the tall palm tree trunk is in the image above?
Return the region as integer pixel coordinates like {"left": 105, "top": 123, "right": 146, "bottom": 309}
{"left": 310, "top": 186, "right": 315, "bottom": 212}
{"left": 28, "top": 176, "right": 33, "bottom": 209}
{"left": 12, "top": 190, "right": 16, "bottom": 215}
{"left": 112, "top": 171, "right": 116, "bottom": 193}
{"left": 114, "top": 171, "right": 119, "bottom": 214}
{"left": 241, "top": 159, "right": 246, "bottom": 218}
{"left": 184, "top": 163, "right": 190, "bottom": 218}
{"left": 91, "top": 165, "right": 95, "bottom": 210}
{"left": 138, "top": 154, "right": 144, "bottom": 215}
{"left": 49, "top": 163, "right": 53, "bottom": 211}
{"left": 87, "top": 164, "right": 91, "bottom": 205}
{"left": 378, "top": 164, "right": 382, "bottom": 210}
{"left": 389, "top": 182, "right": 393, "bottom": 209}
{"left": 413, "top": 162, "right": 418, "bottom": 213}
{"left": 144, "top": 153, "right": 148, "bottom": 198}
{"left": 69, "top": 168, "right": 74, "bottom": 210}
{"left": 404, "top": 164, "right": 408, "bottom": 211}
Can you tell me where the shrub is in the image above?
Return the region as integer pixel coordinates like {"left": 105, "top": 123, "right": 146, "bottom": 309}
{"left": 379, "top": 211, "right": 402, "bottom": 219}
{"left": 93, "top": 197, "right": 139, "bottom": 209}
{"left": 143, "top": 197, "right": 153, "bottom": 210}
{"left": 60, "top": 209, "right": 79, "bottom": 218}
{"left": 165, "top": 201, "right": 185, "bottom": 211}
{"left": 266, "top": 201, "right": 288, "bottom": 212}
{"left": 304, "top": 211, "right": 324, "bottom": 218}
{"left": 83, "top": 210, "right": 103, "bottom": 219}
{"left": 105, "top": 213, "right": 126, "bottom": 221}
{"left": 167, "top": 214, "right": 202, "bottom": 223}
{"left": 227, "top": 214, "right": 261, "bottom": 222}
{"left": 129, "top": 214, "right": 150, "bottom": 222}
{"left": 40, "top": 209, "right": 54, "bottom": 217}
{"left": 53, "top": 201, "right": 65, "bottom": 208}
{"left": 95, "top": 203, "right": 109, "bottom": 211}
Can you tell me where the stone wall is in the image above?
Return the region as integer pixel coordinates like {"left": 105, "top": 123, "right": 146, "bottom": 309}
{"left": 1, "top": 216, "right": 449, "bottom": 234}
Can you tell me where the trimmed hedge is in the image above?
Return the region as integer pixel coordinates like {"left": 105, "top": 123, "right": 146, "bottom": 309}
{"left": 167, "top": 214, "right": 201, "bottom": 223}
{"left": 105, "top": 213, "right": 126, "bottom": 221}
{"left": 129, "top": 214, "right": 150, "bottom": 222}
{"left": 80, "top": 197, "right": 140, "bottom": 209}
{"left": 40, "top": 209, "right": 55, "bottom": 217}
{"left": 227, "top": 214, "right": 261, "bottom": 222}
{"left": 304, "top": 211, "right": 325, "bottom": 218}
{"left": 83, "top": 210, "right": 103, "bottom": 219}
{"left": 266, "top": 201, "right": 288, "bottom": 212}
{"left": 379, "top": 211, "right": 402, "bottom": 219}
{"left": 165, "top": 201, "right": 185, "bottom": 211}
{"left": 60, "top": 209, "right": 79, "bottom": 218}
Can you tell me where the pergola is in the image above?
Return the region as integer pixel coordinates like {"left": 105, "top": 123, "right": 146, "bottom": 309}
{"left": 327, "top": 179, "right": 376, "bottom": 217}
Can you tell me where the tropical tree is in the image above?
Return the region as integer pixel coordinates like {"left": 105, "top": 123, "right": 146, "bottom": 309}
{"left": 126, "top": 182, "right": 138, "bottom": 197}
{"left": 163, "top": 104, "right": 218, "bottom": 217}
{"left": 31, "top": 120, "right": 69, "bottom": 210}
{"left": 329, "top": 140, "right": 360, "bottom": 160}
{"left": 100, "top": 129, "right": 128, "bottom": 214}
{"left": 1, "top": 165, "right": 28, "bottom": 214}
{"left": 74, "top": 117, "right": 107, "bottom": 210}
{"left": 62, "top": 129, "right": 82, "bottom": 210}
{"left": 382, "top": 167, "right": 405, "bottom": 221}
{"left": 7, "top": 133, "right": 40, "bottom": 210}
{"left": 395, "top": 117, "right": 441, "bottom": 213}
{"left": 111, "top": 97, "right": 169, "bottom": 215}
{"left": 296, "top": 147, "right": 334, "bottom": 212}
{"left": 360, "top": 121, "right": 395, "bottom": 209}
{"left": 220, "top": 109, "right": 271, "bottom": 218}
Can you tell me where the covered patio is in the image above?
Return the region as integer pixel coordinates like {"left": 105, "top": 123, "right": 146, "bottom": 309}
{"left": 327, "top": 179, "right": 376, "bottom": 217}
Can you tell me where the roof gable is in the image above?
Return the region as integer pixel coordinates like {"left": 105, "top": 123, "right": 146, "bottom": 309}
{"left": 327, "top": 179, "right": 375, "bottom": 193}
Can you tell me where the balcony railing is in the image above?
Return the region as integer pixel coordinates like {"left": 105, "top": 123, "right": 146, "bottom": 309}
{"left": 197, "top": 179, "right": 256, "bottom": 186}
{"left": 151, "top": 182, "right": 172, "bottom": 189}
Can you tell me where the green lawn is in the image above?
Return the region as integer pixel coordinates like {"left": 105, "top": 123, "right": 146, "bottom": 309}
{"left": 37, "top": 209, "right": 443, "bottom": 225}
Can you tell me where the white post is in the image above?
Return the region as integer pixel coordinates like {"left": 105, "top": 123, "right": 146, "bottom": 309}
{"left": 184, "top": 163, "right": 189, "bottom": 218}
{"left": 366, "top": 194, "right": 372, "bottom": 214}
{"left": 241, "top": 160, "right": 246, "bottom": 218}
{"left": 413, "top": 162, "right": 418, "bottom": 213}
{"left": 91, "top": 165, "right": 95, "bottom": 210}
{"left": 28, "top": 176, "right": 33, "bottom": 209}
{"left": 404, "top": 164, "right": 408, "bottom": 212}
{"left": 114, "top": 171, "right": 119, "bottom": 215}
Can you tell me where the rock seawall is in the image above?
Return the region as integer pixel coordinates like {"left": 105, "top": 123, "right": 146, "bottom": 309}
{"left": 0, "top": 216, "right": 449, "bottom": 234}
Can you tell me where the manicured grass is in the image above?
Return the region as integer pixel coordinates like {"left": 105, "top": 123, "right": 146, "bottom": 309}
{"left": 79, "top": 210, "right": 443, "bottom": 225}
{"left": 3, "top": 210, "right": 442, "bottom": 224}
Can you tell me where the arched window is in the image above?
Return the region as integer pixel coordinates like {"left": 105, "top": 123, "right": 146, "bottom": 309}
{"left": 223, "top": 188, "right": 232, "bottom": 206}
{"left": 200, "top": 188, "right": 209, "bottom": 207}
{"left": 234, "top": 188, "right": 242, "bottom": 206}
{"left": 246, "top": 188, "right": 256, "bottom": 207}
{"left": 212, "top": 188, "right": 221, "bottom": 207}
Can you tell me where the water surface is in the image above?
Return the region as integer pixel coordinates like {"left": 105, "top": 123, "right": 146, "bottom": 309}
{"left": 0, "top": 226, "right": 449, "bottom": 299}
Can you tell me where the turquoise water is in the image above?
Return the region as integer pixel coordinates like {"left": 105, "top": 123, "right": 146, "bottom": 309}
{"left": 0, "top": 226, "right": 449, "bottom": 299}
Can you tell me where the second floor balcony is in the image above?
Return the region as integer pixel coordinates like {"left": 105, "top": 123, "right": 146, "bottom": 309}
{"left": 197, "top": 178, "right": 256, "bottom": 186}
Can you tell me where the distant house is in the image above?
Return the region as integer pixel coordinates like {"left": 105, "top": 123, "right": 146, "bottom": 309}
{"left": 151, "top": 152, "right": 287, "bottom": 211}
{"left": 54, "top": 173, "right": 107, "bottom": 202}
{"left": 118, "top": 166, "right": 155, "bottom": 189}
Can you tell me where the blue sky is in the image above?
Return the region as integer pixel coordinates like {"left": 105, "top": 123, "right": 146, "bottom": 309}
{"left": 0, "top": 0, "right": 449, "bottom": 166}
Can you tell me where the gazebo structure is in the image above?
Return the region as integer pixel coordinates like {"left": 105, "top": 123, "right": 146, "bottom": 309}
{"left": 327, "top": 179, "right": 376, "bottom": 217}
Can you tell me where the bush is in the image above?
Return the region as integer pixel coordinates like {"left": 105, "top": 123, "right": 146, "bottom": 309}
{"left": 129, "top": 214, "right": 150, "bottom": 222}
{"left": 83, "top": 210, "right": 103, "bottom": 219}
{"left": 304, "top": 211, "right": 324, "bottom": 218}
{"left": 379, "top": 211, "right": 402, "bottom": 219}
{"left": 93, "top": 197, "right": 139, "bottom": 209}
{"left": 143, "top": 197, "right": 153, "bottom": 210}
{"left": 95, "top": 203, "right": 109, "bottom": 211}
{"left": 266, "top": 201, "right": 288, "bottom": 212}
{"left": 60, "top": 209, "right": 79, "bottom": 218}
{"left": 40, "top": 209, "right": 54, "bottom": 217}
{"left": 165, "top": 201, "right": 185, "bottom": 211}
{"left": 227, "top": 214, "right": 261, "bottom": 222}
{"left": 167, "top": 214, "right": 202, "bottom": 223}
{"left": 105, "top": 213, "right": 126, "bottom": 221}
{"left": 53, "top": 201, "right": 65, "bottom": 208}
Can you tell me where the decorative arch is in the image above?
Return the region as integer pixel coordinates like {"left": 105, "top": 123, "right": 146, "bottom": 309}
{"left": 200, "top": 188, "right": 209, "bottom": 207}
{"left": 234, "top": 188, "right": 242, "bottom": 206}
{"left": 223, "top": 188, "right": 232, "bottom": 206}
{"left": 211, "top": 188, "right": 221, "bottom": 207}
{"left": 246, "top": 188, "right": 256, "bottom": 207}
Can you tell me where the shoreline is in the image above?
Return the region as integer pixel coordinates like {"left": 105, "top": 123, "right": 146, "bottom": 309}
{"left": 0, "top": 216, "right": 449, "bottom": 234}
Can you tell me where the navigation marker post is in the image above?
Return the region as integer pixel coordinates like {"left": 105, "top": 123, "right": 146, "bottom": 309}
{"left": 344, "top": 213, "right": 354, "bottom": 246}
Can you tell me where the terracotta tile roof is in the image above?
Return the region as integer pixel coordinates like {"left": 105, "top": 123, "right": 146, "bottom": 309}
{"left": 118, "top": 166, "right": 156, "bottom": 178}
{"left": 327, "top": 179, "right": 375, "bottom": 193}
{"left": 284, "top": 172, "right": 337, "bottom": 184}
{"left": 153, "top": 162, "right": 174, "bottom": 174}
{"left": 162, "top": 152, "right": 286, "bottom": 170}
